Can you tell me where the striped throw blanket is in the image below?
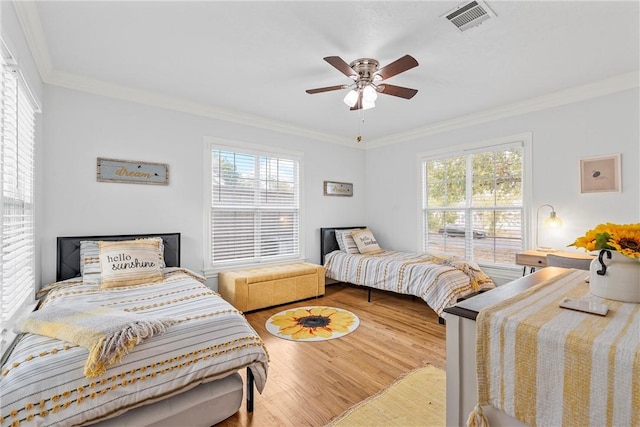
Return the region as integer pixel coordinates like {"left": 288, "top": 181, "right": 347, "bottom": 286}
{"left": 471, "top": 269, "right": 640, "bottom": 427}
{"left": 17, "top": 302, "right": 175, "bottom": 378}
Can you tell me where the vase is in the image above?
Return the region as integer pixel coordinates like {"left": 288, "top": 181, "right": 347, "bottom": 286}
{"left": 589, "top": 250, "right": 640, "bottom": 303}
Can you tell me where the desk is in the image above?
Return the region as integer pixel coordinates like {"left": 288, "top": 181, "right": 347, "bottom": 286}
{"left": 515, "top": 249, "right": 593, "bottom": 275}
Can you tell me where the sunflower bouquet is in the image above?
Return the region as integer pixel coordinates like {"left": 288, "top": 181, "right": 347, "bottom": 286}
{"left": 569, "top": 222, "right": 640, "bottom": 259}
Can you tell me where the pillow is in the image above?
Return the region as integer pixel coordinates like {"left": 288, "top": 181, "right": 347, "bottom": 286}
{"left": 98, "top": 239, "right": 164, "bottom": 288}
{"left": 80, "top": 240, "right": 101, "bottom": 284}
{"left": 80, "top": 238, "right": 165, "bottom": 285}
{"left": 335, "top": 229, "right": 362, "bottom": 254}
{"left": 351, "top": 229, "right": 383, "bottom": 255}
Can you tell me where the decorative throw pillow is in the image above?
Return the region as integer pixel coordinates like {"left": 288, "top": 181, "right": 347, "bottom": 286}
{"left": 81, "top": 238, "right": 165, "bottom": 286}
{"left": 351, "top": 229, "right": 384, "bottom": 255}
{"left": 335, "top": 229, "right": 361, "bottom": 254}
{"left": 98, "top": 239, "right": 164, "bottom": 289}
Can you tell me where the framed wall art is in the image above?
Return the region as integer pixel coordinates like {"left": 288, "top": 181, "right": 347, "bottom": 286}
{"left": 97, "top": 158, "right": 169, "bottom": 185}
{"left": 323, "top": 181, "right": 353, "bottom": 197}
{"left": 579, "top": 154, "right": 621, "bottom": 194}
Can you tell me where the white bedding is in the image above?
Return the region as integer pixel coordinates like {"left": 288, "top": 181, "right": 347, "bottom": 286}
{"left": 1, "top": 268, "right": 269, "bottom": 427}
{"left": 324, "top": 250, "right": 495, "bottom": 315}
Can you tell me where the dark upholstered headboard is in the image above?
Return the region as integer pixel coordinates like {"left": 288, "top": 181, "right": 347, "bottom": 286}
{"left": 56, "top": 233, "right": 181, "bottom": 281}
{"left": 320, "top": 226, "right": 365, "bottom": 265}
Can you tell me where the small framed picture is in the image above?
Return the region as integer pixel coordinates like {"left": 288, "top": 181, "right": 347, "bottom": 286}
{"left": 579, "top": 154, "right": 621, "bottom": 194}
{"left": 323, "top": 181, "right": 353, "bottom": 197}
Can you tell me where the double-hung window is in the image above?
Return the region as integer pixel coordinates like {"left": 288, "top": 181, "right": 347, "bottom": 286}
{"left": 421, "top": 136, "right": 528, "bottom": 268}
{"left": 1, "top": 42, "right": 38, "bottom": 355}
{"left": 205, "top": 139, "right": 302, "bottom": 270}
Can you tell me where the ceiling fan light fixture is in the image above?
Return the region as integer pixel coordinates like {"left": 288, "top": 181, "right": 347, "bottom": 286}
{"left": 362, "top": 99, "right": 375, "bottom": 110}
{"left": 343, "top": 89, "right": 359, "bottom": 107}
{"left": 306, "top": 54, "right": 418, "bottom": 114}
{"left": 362, "top": 84, "right": 378, "bottom": 103}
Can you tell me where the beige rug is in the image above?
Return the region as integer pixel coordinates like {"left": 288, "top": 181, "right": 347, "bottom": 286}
{"left": 327, "top": 364, "right": 446, "bottom": 426}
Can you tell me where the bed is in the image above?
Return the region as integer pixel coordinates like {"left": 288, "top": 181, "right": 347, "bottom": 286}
{"left": 321, "top": 227, "right": 496, "bottom": 317}
{"left": 1, "top": 233, "right": 269, "bottom": 427}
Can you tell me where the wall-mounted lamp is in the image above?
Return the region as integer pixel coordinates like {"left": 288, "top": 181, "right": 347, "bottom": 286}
{"left": 535, "top": 204, "right": 563, "bottom": 251}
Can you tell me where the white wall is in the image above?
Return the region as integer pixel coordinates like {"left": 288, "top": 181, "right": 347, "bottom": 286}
{"left": 365, "top": 88, "right": 639, "bottom": 280}
{"left": 41, "top": 87, "right": 366, "bottom": 287}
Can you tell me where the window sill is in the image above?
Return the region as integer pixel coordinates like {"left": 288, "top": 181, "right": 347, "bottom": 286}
{"left": 203, "top": 257, "right": 309, "bottom": 279}
{"left": 1, "top": 300, "right": 38, "bottom": 365}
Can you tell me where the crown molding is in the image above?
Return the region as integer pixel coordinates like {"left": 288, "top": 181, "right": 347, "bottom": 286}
{"left": 11, "top": 1, "right": 53, "bottom": 80}
{"left": 47, "top": 69, "right": 356, "bottom": 147}
{"left": 364, "top": 71, "right": 640, "bottom": 149}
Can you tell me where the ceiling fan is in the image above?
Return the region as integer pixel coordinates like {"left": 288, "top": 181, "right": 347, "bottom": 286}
{"left": 305, "top": 55, "right": 419, "bottom": 110}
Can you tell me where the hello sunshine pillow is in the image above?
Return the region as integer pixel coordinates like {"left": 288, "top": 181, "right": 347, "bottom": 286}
{"left": 98, "top": 239, "right": 164, "bottom": 288}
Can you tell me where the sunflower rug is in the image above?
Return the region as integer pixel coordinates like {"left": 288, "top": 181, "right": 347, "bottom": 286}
{"left": 265, "top": 306, "right": 360, "bottom": 341}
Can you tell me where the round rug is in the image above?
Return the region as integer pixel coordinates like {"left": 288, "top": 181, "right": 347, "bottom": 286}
{"left": 265, "top": 306, "right": 360, "bottom": 341}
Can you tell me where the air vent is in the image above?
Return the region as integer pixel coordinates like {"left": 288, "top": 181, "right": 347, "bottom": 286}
{"left": 444, "top": 1, "right": 496, "bottom": 32}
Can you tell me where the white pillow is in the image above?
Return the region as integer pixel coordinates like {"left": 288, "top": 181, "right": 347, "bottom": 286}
{"left": 80, "top": 240, "right": 101, "bottom": 284}
{"left": 351, "top": 229, "right": 383, "bottom": 255}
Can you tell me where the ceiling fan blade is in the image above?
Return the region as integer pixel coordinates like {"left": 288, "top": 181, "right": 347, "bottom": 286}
{"left": 324, "top": 56, "right": 358, "bottom": 78}
{"left": 305, "top": 85, "right": 348, "bottom": 94}
{"left": 378, "top": 84, "right": 418, "bottom": 99}
{"left": 350, "top": 92, "right": 363, "bottom": 111}
{"left": 376, "top": 55, "right": 419, "bottom": 80}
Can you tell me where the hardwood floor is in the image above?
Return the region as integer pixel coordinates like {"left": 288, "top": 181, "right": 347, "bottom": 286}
{"left": 216, "top": 282, "right": 447, "bottom": 427}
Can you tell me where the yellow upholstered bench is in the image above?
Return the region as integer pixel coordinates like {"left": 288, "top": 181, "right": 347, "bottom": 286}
{"left": 218, "top": 262, "right": 325, "bottom": 312}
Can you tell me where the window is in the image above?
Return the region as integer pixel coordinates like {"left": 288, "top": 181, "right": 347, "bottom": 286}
{"left": 205, "top": 140, "right": 301, "bottom": 270}
{"left": 421, "top": 137, "right": 527, "bottom": 267}
{"left": 1, "top": 44, "right": 38, "bottom": 354}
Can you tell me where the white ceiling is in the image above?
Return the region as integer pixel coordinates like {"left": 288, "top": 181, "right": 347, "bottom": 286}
{"left": 13, "top": 1, "right": 640, "bottom": 146}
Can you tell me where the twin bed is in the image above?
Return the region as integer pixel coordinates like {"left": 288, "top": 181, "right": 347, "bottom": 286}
{"left": 1, "top": 233, "right": 268, "bottom": 427}
{"left": 321, "top": 227, "right": 496, "bottom": 317}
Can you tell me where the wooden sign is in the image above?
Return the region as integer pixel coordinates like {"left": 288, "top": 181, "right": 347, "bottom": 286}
{"left": 324, "top": 181, "right": 353, "bottom": 197}
{"left": 97, "top": 158, "right": 169, "bottom": 185}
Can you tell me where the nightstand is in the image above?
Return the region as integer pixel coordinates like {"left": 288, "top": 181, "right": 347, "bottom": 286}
{"left": 515, "top": 250, "right": 594, "bottom": 276}
{"left": 516, "top": 250, "right": 548, "bottom": 275}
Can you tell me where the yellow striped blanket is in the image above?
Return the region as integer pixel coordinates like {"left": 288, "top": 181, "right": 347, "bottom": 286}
{"left": 474, "top": 269, "right": 640, "bottom": 426}
{"left": 17, "top": 303, "right": 176, "bottom": 378}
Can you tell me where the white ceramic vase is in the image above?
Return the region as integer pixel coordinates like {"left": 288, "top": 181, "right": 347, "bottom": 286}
{"left": 589, "top": 250, "right": 640, "bottom": 303}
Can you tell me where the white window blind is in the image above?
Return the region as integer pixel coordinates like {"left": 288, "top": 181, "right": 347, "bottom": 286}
{"left": 209, "top": 146, "right": 300, "bottom": 266}
{"left": 422, "top": 141, "right": 524, "bottom": 267}
{"left": 0, "top": 61, "right": 36, "bottom": 348}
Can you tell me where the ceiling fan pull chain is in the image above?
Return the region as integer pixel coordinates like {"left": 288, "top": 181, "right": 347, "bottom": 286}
{"left": 356, "top": 108, "right": 364, "bottom": 143}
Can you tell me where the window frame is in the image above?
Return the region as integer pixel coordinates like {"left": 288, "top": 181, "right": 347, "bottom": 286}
{"left": 418, "top": 133, "right": 532, "bottom": 271}
{"left": 203, "top": 137, "right": 305, "bottom": 276}
{"left": 1, "top": 39, "right": 40, "bottom": 358}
